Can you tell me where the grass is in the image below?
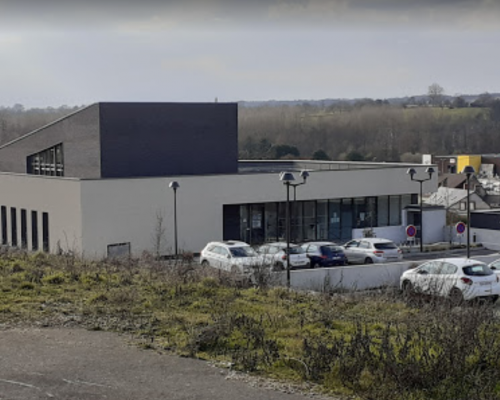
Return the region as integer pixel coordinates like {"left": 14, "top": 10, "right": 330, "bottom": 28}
{"left": 2, "top": 251, "right": 500, "bottom": 399}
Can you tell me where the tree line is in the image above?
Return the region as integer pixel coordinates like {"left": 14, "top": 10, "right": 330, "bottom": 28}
{"left": 1, "top": 94, "right": 499, "bottom": 163}
{"left": 238, "top": 94, "right": 500, "bottom": 162}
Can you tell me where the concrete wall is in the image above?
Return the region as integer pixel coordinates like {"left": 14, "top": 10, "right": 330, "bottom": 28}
{"left": 472, "top": 228, "right": 500, "bottom": 251}
{"left": 79, "top": 165, "right": 436, "bottom": 258}
{"left": 0, "top": 173, "right": 83, "bottom": 253}
{"left": 287, "top": 261, "right": 415, "bottom": 292}
{"left": 0, "top": 105, "right": 101, "bottom": 178}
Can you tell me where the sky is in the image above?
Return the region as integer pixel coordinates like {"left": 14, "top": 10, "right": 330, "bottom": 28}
{"left": 0, "top": 0, "right": 499, "bottom": 108}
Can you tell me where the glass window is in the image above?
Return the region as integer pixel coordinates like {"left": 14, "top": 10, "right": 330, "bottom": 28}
{"left": 353, "top": 198, "right": 367, "bottom": 228}
{"left": 230, "top": 246, "right": 257, "bottom": 257}
{"left": 378, "top": 196, "right": 389, "bottom": 227}
{"left": 340, "top": 199, "right": 353, "bottom": 241}
{"left": 240, "top": 205, "right": 249, "bottom": 243}
{"left": 366, "top": 197, "right": 377, "bottom": 228}
{"left": 359, "top": 241, "right": 371, "bottom": 249}
{"left": 441, "top": 262, "right": 458, "bottom": 275}
{"left": 31, "top": 211, "right": 38, "bottom": 251}
{"left": 328, "top": 199, "right": 341, "bottom": 242}
{"left": 278, "top": 202, "right": 287, "bottom": 242}
{"left": 345, "top": 240, "right": 359, "bottom": 249}
{"left": 27, "top": 143, "right": 64, "bottom": 177}
{"left": 10, "top": 208, "right": 17, "bottom": 247}
{"left": 389, "top": 195, "right": 401, "bottom": 226}
{"left": 374, "top": 242, "right": 397, "bottom": 250}
{"left": 316, "top": 200, "right": 328, "bottom": 240}
{"left": 264, "top": 203, "right": 278, "bottom": 243}
{"left": 303, "top": 201, "right": 316, "bottom": 242}
{"left": 291, "top": 201, "right": 303, "bottom": 243}
{"left": 463, "top": 264, "right": 493, "bottom": 276}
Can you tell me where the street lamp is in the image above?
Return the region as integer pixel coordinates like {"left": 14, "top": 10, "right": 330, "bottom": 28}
{"left": 279, "top": 170, "right": 310, "bottom": 287}
{"left": 407, "top": 167, "right": 435, "bottom": 252}
{"left": 169, "top": 181, "right": 180, "bottom": 257}
{"left": 462, "top": 165, "right": 475, "bottom": 258}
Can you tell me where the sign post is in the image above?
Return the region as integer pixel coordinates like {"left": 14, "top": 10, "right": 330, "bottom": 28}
{"left": 406, "top": 225, "right": 417, "bottom": 247}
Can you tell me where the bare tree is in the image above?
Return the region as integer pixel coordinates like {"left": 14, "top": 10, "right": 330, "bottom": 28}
{"left": 428, "top": 83, "right": 445, "bottom": 106}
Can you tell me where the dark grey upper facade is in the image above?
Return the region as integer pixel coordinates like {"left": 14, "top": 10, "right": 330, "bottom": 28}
{"left": 0, "top": 102, "right": 238, "bottom": 179}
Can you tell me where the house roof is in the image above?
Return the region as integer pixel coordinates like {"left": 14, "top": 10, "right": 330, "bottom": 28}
{"left": 425, "top": 187, "right": 469, "bottom": 207}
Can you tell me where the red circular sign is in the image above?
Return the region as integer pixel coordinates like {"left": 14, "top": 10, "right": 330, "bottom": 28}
{"left": 456, "top": 222, "right": 466, "bottom": 234}
{"left": 406, "top": 225, "right": 417, "bottom": 238}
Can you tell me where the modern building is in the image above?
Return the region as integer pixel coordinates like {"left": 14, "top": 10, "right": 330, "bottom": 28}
{"left": 0, "top": 102, "right": 437, "bottom": 258}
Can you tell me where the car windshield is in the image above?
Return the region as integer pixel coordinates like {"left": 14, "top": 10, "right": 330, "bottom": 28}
{"left": 230, "top": 246, "right": 258, "bottom": 257}
{"left": 374, "top": 242, "right": 397, "bottom": 250}
{"left": 322, "top": 245, "right": 344, "bottom": 255}
{"left": 462, "top": 264, "right": 493, "bottom": 276}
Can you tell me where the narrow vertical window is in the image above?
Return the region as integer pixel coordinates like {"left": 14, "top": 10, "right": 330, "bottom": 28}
{"left": 20, "top": 209, "right": 27, "bottom": 249}
{"left": 1, "top": 206, "right": 7, "bottom": 245}
{"left": 10, "top": 207, "right": 17, "bottom": 247}
{"left": 31, "top": 211, "right": 39, "bottom": 251}
{"left": 42, "top": 212, "right": 49, "bottom": 252}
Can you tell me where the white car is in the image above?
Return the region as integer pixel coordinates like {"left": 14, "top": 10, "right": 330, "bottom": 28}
{"left": 342, "top": 238, "right": 403, "bottom": 264}
{"left": 199, "top": 241, "right": 265, "bottom": 274}
{"left": 400, "top": 258, "right": 500, "bottom": 303}
{"left": 257, "top": 242, "right": 310, "bottom": 270}
{"left": 488, "top": 258, "right": 500, "bottom": 274}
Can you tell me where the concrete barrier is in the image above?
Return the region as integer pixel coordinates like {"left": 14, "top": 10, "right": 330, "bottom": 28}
{"left": 287, "top": 260, "right": 419, "bottom": 292}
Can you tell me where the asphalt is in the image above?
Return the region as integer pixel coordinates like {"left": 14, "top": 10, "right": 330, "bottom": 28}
{"left": 0, "top": 328, "right": 323, "bottom": 400}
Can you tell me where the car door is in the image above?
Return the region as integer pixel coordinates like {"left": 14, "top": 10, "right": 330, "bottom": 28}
{"left": 218, "top": 246, "right": 232, "bottom": 271}
{"left": 305, "top": 244, "right": 320, "bottom": 266}
{"left": 343, "top": 240, "right": 361, "bottom": 263}
{"left": 414, "top": 261, "right": 436, "bottom": 294}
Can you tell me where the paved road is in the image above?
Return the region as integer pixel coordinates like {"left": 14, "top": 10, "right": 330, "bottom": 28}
{"left": 0, "top": 328, "right": 320, "bottom": 400}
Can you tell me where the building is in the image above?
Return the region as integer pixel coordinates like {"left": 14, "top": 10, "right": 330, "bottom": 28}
{"left": 0, "top": 102, "right": 437, "bottom": 258}
{"left": 470, "top": 209, "right": 500, "bottom": 251}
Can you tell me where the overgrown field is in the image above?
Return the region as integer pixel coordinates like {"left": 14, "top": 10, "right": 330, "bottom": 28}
{"left": 2, "top": 251, "right": 500, "bottom": 400}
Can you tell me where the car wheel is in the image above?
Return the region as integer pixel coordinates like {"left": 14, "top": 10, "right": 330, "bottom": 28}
{"left": 402, "top": 280, "right": 414, "bottom": 295}
{"left": 312, "top": 262, "right": 320, "bottom": 269}
{"left": 343, "top": 260, "right": 349, "bottom": 266}
{"left": 449, "top": 288, "right": 464, "bottom": 306}
{"left": 364, "top": 257, "right": 373, "bottom": 264}
{"left": 201, "top": 260, "right": 210, "bottom": 267}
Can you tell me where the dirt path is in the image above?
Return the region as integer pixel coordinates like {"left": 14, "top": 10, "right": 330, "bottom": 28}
{"left": 0, "top": 327, "right": 325, "bottom": 400}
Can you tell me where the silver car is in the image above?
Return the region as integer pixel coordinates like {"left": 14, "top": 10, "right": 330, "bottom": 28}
{"left": 342, "top": 238, "right": 403, "bottom": 264}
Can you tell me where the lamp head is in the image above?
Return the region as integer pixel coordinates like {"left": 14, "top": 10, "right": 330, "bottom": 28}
{"left": 407, "top": 168, "right": 417, "bottom": 180}
{"left": 299, "top": 170, "right": 310, "bottom": 181}
{"left": 462, "top": 165, "right": 475, "bottom": 178}
{"left": 169, "top": 181, "right": 180, "bottom": 190}
{"left": 279, "top": 171, "right": 295, "bottom": 183}
{"left": 425, "top": 167, "right": 435, "bottom": 178}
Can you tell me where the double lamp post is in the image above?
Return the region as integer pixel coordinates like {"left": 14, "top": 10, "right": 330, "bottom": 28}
{"left": 280, "top": 170, "right": 309, "bottom": 287}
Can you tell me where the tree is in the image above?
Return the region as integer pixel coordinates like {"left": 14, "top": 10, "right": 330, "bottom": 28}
{"left": 428, "top": 83, "right": 445, "bottom": 106}
{"left": 312, "top": 150, "right": 330, "bottom": 160}
{"left": 346, "top": 151, "right": 365, "bottom": 161}
{"left": 452, "top": 96, "right": 467, "bottom": 108}
{"left": 273, "top": 144, "right": 300, "bottom": 159}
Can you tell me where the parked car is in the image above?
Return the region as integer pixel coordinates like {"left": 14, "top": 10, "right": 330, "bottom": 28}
{"left": 342, "top": 238, "right": 403, "bottom": 264}
{"left": 400, "top": 258, "right": 500, "bottom": 304}
{"left": 199, "top": 241, "right": 265, "bottom": 274}
{"left": 488, "top": 258, "right": 500, "bottom": 273}
{"left": 257, "top": 242, "right": 310, "bottom": 270}
{"left": 301, "top": 241, "right": 348, "bottom": 268}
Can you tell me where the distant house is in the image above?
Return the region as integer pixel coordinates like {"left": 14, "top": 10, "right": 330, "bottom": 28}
{"left": 438, "top": 173, "right": 486, "bottom": 197}
{"left": 425, "top": 187, "right": 490, "bottom": 215}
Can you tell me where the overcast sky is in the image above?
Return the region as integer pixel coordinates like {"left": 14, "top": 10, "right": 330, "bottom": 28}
{"left": 1, "top": 0, "right": 499, "bottom": 108}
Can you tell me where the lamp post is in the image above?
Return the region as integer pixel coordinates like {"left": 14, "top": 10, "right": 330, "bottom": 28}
{"left": 407, "top": 167, "right": 435, "bottom": 252}
{"left": 280, "top": 170, "right": 309, "bottom": 287}
{"left": 169, "top": 181, "right": 180, "bottom": 257}
{"left": 462, "top": 166, "right": 475, "bottom": 258}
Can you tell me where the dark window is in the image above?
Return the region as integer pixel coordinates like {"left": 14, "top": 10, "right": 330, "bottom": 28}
{"left": 1, "top": 206, "right": 7, "bottom": 245}
{"left": 374, "top": 242, "right": 398, "bottom": 250}
{"left": 42, "top": 212, "right": 49, "bottom": 252}
{"left": 10, "top": 208, "right": 17, "bottom": 247}
{"left": 31, "top": 211, "right": 39, "bottom": 251}
{"left": 107, "top": 242, "right": 131, "bottom": 258}
{"left": 463, "top": 264, "right": 493, "bottom": 276}
{"left": 27, "top": 143, "right": 64, "bottom": 176}
{"left": 20, "top": 209, "right": 27, "bottom": 249}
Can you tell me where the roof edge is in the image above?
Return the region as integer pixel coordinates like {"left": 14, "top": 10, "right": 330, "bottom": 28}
{"left": 0, "top": 103, "right": 96, "bottom": 150}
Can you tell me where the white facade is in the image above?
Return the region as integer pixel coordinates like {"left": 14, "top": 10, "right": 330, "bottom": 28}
{"left": 0, "top": 162, "right": 437, "bottom": 258}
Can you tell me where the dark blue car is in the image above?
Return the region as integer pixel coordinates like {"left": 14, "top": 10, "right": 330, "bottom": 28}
{"left": 301, "top": 241, "right": 348, "bottom": 268}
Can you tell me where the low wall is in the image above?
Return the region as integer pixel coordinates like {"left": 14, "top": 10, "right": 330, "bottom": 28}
{"left": 286, "top": 260, "right": 417, "bottom": 292}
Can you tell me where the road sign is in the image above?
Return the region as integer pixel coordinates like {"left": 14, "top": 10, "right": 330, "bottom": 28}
{"left": 406, "top": 225, "right": 417, "bottom": 238}
{"left": 456, "top": 222, "right": 466, "bottom": 234}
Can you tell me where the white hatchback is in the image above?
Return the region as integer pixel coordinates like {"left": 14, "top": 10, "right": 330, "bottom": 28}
{"left": 199, "top": 241, "right": 265, "bottom": 274}
{"left": 257, "top": 242, "right": 310, "bottom": 270}
{"left": 400, "top": 258, "right": 500, "bottom": 303}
